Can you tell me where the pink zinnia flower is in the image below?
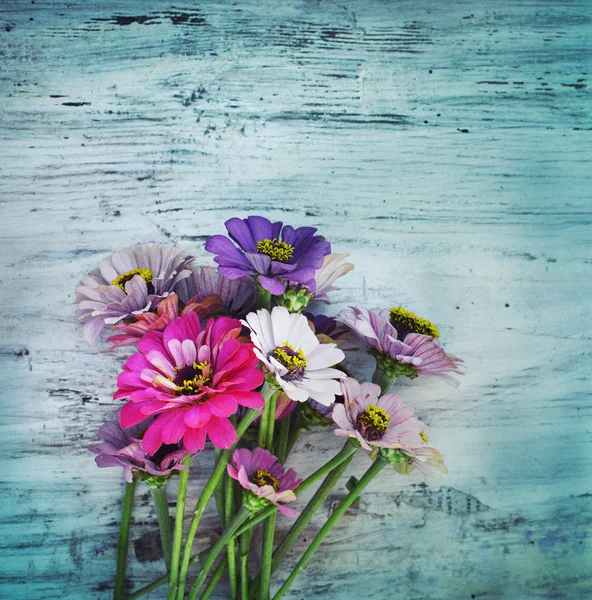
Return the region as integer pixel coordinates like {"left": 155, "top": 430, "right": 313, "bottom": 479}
{"left": 114, "top": 313, "right": 265, "bottom": 454}
{"left": 107, "top": 292, "right": 223, "bottom": 350}
{"left": 89, "top": 417, "right": 189, "bottom": 483}
{"left": 332, "top": 378, "right": 424, "bottom": 452}
{"left": 227, "top": 448, "right": 301, "bottom": 516}
{"left": 337, "top": 306, "right": 464, "bottom": 386}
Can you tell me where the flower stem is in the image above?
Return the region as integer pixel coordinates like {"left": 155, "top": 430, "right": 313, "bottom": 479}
{"left": 124, "top": 547, "right": 210, "bottom": 600}
{"left": 371, "top": 367, "right": 398, "bottom": 394}
{"left": 257, "top": 286, "right": 272, "bottom": 310}
{"left": 258, "top": 386, "right": 279, "bottom": 600}
{"left": 201, "top": 556, "right": 228, "bottom": 600}
{"left": 148, "top": 483, "right": 172, "bottom": 572}
{"left": 125, "top": 443, "right": 358, "bottom": 600}
{"left": 259, "top": 510, "right": 276, "bottom": 600}
{"left": 275, "top": 413, "right": 291, "bottom": 463}
{"left": 239, "top": 527, "right": 254, "bottom": 599}
{"left": 271, "top": 442, "right": 356, "bottom": 573}
{"left": 257, "top": 382, "right": 277, "bottom": 448}
{"left": 188, "top": 507, "right": 252, "bottom": 600}
{"left": 176, "top": 408, "right": 262, "bottom": 600}
{"left": 114, "top": 479, "right": 136, "bottom": 600}
{"left": 226, "top": 476, "right": 238, "bottom": 600}
{"left": 272, "top": 457, "right": 387, "bottom": 600}
{"left": 167, "top": 456, "right": 191, "bottom": 600}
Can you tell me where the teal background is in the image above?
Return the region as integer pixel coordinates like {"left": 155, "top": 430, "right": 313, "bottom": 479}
{"left": 0, "top": 1, "right": 590, "bottom": 598}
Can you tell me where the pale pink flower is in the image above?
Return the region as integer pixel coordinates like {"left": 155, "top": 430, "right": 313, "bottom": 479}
{"left": 227, "top": 447, "right": 301, "bottom": 516}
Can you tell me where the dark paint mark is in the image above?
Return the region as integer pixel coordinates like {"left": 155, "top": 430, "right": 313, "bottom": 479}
{"left": 505, "top": 303, "right": 510, "bottom": 307}
{"left": 134, "top": 530, "right": 164, "bottom": 562}
{"left": 62, "top": 102, "right": 91, "bottom": 107}
{"left": 458, "top": 128, "right": 470, "bottom": 133}
{"left": 93, "top": 11, "right": 205, "bottom": 27}
{"left": 477, "top": 81, "right": 509, "bottom": 85}
{"left": 561, "top": 82, "right": 586, "bottom": 89}
{"left": 113, "top": 210, "right": 121, "bottom": 217}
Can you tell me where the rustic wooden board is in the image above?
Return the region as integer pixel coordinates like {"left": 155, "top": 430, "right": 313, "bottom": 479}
{"left": 0, "top": 0, "right": 591, "bottom": 598}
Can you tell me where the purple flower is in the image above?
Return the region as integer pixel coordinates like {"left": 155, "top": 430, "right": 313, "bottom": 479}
{"left": 76, "top": 244, "right": 194, "bottom": 344}
{"left": 89, "top": 417, "right": 189, "bottom": 483}
{"left": 205, "top": 216, "right": 331, "bottom": 295}
{"left": 337, "top": 307, "right": 464, "bottom": 386}
{"left": 175, "top": 265, "right": 257, "bottom": 318}
{"left": 227, "top": 447, "right": 301, "bottom": 516}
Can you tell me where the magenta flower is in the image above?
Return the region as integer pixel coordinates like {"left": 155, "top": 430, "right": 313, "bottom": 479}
{"left": 205, "top": 216, "right": 331, "bottom": 295}
{"left": 227, "top": 448, "right": 301, "bottom": 516}
{"left": 337, "top": 307, "right": 464, "bottom": 386}
{"left": 332, "top": 378, "right": 424, "bottom": 452}
{"left": 89, "top": 417, "right": 189, "bottom": 483}
{"left": 176, "top": 265, "right": 258, "bottom": 318}
{"left": 114, "top": 313, "right": 265, "bottom": 454}
{"left": 76, "top": 243, "right": 194, "bottom": 344}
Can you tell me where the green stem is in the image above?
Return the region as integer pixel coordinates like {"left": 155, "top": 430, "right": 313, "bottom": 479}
{"left": 149, "top": 484, "right": 172, "bottom": 572}
{"left": 124, "top": 547, "right": 210, "bottom": 600}
{"left": 188, "top": 508, "right": 252, "bottom": 600}
{"left": 167, "top": 456, "right": 191, "bottom": 600}
{"left": 272, "top": 457, "right": 387, "bottom": 600}
{"left": 201, "top": 556, "right": 228, "bottom": 600}
{"left": 176, "top": 408, "right": 262, "bottom": 600}
{"left": 257, "top": 286, "right": 272, "bottom": 310}
{"left": 257, "top": 381, "right": 277, "bottom": 448}
{"left": 226, "top": 476, "right": 238, "bottom": 600}
{"left": 271, "top": 443, "right": 356, "bottom": 573}
{"left": 259, "top": 511, "right": 276, "bottom": 600}
{"left": 371, "top": 367, "right": 398, "bottom": 394}
{"left": 239, "top": 527, "right": 254, "bottom": 600}
{"left": 275, "top": 414, "right": 291, "bottom": 463}
{"left": 214, "top": 448, "right": 226, "bottom": 526}
{"left": 114, "top": 480, "right": 136, "bottom": 600}
{"left": 258, "top": 385, "right": 279, "bottom": 599}
{"left": 124, "top": 443, "right": 357, "bottom": 600}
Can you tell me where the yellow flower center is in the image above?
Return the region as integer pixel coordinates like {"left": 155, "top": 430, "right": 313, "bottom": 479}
{"left": 255, "top": 238, "right": 294, "bottom": 263}
{"left": 420, "top": 430, "right": 428, "bottom": 443}
{"left": 174, "top": 361, "right": 211, "bottom": 396}
{"left": 251, "top": 469, "right": 280, "bottom": 492}
{"left": 112, "top": 268, "right": 153, "bottom": 292}
{"left": 389, "top": 306, "right": 440, "bottom": 339}
{"left": 271, "top": 342, "right": 307, "bottom": 380}
{"left": 356, "top": 404, "right": 390, "bottom": 441}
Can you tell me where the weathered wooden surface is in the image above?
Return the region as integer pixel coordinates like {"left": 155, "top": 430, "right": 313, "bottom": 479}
{"left": 1, "top": 0, "right": 591, "bottom": 598}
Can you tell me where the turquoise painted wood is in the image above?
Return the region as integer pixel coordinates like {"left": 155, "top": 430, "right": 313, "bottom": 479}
{"left": 0, "top": 1, "right": 590, "bottom": 598}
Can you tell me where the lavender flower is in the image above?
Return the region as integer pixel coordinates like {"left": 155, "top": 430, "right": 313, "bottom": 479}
{"left": 89, "top": 417, "right": 189, "bottom": 483}
{"left": 337, "top": 306, "right": 464, "bottom": 386}
{"left": 76, "top": 243, "right": 194, "bottom": 344}
{"left": 175, "top": 265, "right": 257, "bottom": 318}
{"left": 205, "top": 216, "right": 330, "bottom": 295}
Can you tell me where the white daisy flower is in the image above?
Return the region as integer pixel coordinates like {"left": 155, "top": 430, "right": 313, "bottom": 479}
{"left": 242, "top": 306, "right": 346, "bottom": 406}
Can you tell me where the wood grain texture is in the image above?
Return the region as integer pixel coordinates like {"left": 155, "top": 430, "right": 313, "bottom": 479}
{"left": 0, "top": 0, "right": 591, "bottom": 598}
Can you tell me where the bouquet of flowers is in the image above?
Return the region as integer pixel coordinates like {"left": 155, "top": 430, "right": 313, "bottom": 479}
{"left": 79, "top": 216, "right": 463, "bottom": 600}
